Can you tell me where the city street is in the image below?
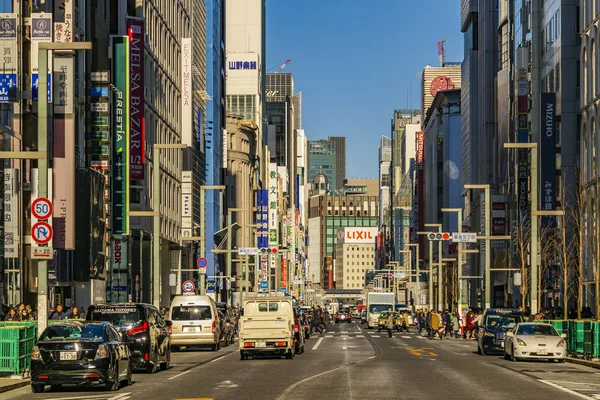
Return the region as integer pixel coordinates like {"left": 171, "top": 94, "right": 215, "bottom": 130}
{"left": 5, "top": 321, "right": 600, "bottom": 400}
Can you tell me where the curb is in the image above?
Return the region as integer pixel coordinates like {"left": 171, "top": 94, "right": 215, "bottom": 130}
{"left": 0, "top": 380, "right": 29, "bottom": 394}
{"left": 566, "top": 358, "right": 600, "bottom": 370}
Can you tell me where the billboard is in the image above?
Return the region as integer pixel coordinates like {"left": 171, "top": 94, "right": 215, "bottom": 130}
{"left": 53, "top": 117, "right": 76, "bottom": 249}
{"left": 111, "top": 36, "right": 130, "bottom": 235}
{"left": 53, "top": 0, "right": 73, "bottom": 42}
{"left": 3, "top": 169, "right": 18, "bottom": 258}
{"left": 0, "top": 14, "right": 17, "bottom": 40}
{"left": 127, "top": 18, "right": 145, "bottom": 180}
{"left": 268, "top": 163, "right": 278, "bottom": 245}
{"left": 342, "top": 227, "right": 378, "bottom": 244}
{"left": 416, "top": 131, "right": 425, "bottom": 259}
{"left": 540, "top": 93, "right": 556, "bottom": 211}
{"left": 181, "top": 38, "right": 192, "bottom": 147}
{"left": 53, "top": 55, "right": 74, "bottom": 114}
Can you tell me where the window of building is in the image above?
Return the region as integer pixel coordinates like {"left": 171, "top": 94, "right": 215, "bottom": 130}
{"left": 555, "top": 61, "right": 560, "bottom": 91}
{"left": 555, "top": 9, "right": 560, "bottom": 39}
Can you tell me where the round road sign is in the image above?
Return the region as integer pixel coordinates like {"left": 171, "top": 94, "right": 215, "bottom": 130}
{"left": 31, "top": 221, "right": 53, "bottom": 245}
{"left": 31, "top": 198, "right": 53, "bottom": 220}
{"left": 197, "top": 257, "right": 208, "bottom": 268}
{"left": 182, "top": 280, "right": 195, "bottom": 293}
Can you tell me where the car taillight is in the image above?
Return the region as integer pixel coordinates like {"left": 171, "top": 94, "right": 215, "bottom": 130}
{"left": 94, "top": 344, "right": 109, "bottom": 360}
{"left": 294, "top": 323, "right": 299, "bottom": 333}
{"left": 128, "top": 321, "right": 149, "bottom": 336}
{"left": 243, "top": 342, "right": 254, "bottom": 348}
{"left": 275, "top": 341, "right": 287, "bottom": 347}
{"left": 212, "top": 320, "right": 216, "bottom": 334}
{"left": 31, "top": 346, "right": 41, "bottom": 361}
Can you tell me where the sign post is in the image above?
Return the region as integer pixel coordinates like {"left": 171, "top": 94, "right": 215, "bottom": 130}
{"left": 31, "top": 198, "right": 53, "bottom": 259}
{"left": 198, "top": 257, "right": 208, "bottom": 295}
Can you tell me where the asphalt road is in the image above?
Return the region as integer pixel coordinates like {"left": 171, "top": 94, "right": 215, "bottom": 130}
{"left": 5, "top": 321, "right": 600, "bottom": 400}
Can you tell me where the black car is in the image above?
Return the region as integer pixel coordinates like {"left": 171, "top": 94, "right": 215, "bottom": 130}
{"left": 86, "top": 303, "right": 171, "bottom": 372}
{"left": 476, "top": 308, "right": 524, "bottom": 355}
{"left": 31, "top": 321, "right": 131, "bottom": 393}
{"left": 216, "top": 302, "right": 235, "bottom": 347}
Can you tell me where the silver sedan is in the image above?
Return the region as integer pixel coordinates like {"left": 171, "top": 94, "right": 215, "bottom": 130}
{"left": 503, "top": 322, "right": 567, "bottom": 362}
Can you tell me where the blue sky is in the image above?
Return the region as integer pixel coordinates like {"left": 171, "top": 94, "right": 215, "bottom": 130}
{"left": 266, "top": 0, "right": 464, "bottom": 179}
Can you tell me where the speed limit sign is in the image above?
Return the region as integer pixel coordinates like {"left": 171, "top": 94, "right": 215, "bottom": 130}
{"left": 182, "top": 280, "right": 195, "bottom": 293}
{"left": 32, "top": 198, "right": 53, "bottom": 220}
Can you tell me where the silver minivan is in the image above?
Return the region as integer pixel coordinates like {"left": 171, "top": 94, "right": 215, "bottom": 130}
{"left": 169, "top": 295, "right": 221, "bottom": 351}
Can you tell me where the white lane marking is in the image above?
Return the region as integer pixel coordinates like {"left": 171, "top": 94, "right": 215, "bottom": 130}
{"left": 168, "top": 370, "right": 192, "bottom": 380}
{"left": 327, "top": 332, "right": 335, "bottom": 335}
{"left": 342, "top": 346, "right": 347, "bottom": 350}
{"left": 417, "top": 336, "right": 427, "bottom": 339}
{"left": 45, "top": 395, "right": 122, "bottom": 400}
{"left": 356, "top": 324, "right": 362, "bottom": 332}
{"left": 371, "top": 335, "right": 380, "bottom": 338}
{"left": 109, "top": 395, "right": 132, "bottom": 400}
{"left": 402, "top": 336, "right": 412, "bottom": 339}
{"left": 210, "top": 355, "right": 226, "bottom": 363}
{"left": 538, "top": 380, "right": 595, "bottom": 399}
{"left": 312, "top": 337, "right": 324, "bottom": 350}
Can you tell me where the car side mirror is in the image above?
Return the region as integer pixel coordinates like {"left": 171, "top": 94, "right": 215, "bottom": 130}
{"left": 561, "top": 333, "right": 567, "bottom": 338}
{"left": 506, "top": 332, "right": 514, "bottom": 337}
{"left": 165, "top": 320, "right": 173, "bottom": 327}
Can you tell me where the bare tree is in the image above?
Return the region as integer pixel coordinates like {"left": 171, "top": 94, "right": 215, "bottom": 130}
{"left": 514, "top": 214, "right": 532, "bottom": 312}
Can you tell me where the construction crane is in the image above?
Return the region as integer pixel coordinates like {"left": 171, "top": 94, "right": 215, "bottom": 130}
{"left": 269, "top": 59, "right": 291, "bottom": 73}
{"left": 438, "top": 37, "right": 446, "bottom": 67}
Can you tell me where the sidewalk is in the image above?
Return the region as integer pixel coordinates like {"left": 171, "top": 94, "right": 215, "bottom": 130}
{"left": 0, "top": 376, "right": 30, "bottom": 394}
{"left": 567, "top": 356, "right": 600, "bottom": 370}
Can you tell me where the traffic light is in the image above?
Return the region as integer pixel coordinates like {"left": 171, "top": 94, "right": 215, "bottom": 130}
{"left": 260, "top": 247, "right": 278, "bottom": 254}
{"left": 427, "top": 232, "right": 451, "bottom": 241}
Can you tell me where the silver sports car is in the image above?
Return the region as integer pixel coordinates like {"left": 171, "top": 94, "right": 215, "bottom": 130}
{"left": 503, "top": 322, "right": 567, "bottom": 362}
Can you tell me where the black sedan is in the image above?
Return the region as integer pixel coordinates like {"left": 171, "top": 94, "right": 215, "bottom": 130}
{"left": 31, "top": 321, "right": 131, "bottom": 393}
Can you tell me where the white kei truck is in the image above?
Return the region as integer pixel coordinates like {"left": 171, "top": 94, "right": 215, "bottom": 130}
{"left": 366, "top": 292, "right": 395, "bottom": 329}
{"left": 238, "top": 296, "right": 295, "bottom": 360}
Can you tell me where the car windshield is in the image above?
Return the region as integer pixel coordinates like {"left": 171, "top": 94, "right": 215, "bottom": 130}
{"left": 171, "top": 305, "right": 212, "bottom": 321}
{"left": 88, "top": 307, "right": 141, "bottom": 325}
{"left": 517, "top": 324, "right": 558, "bottom": 336}
{"left": 485, "top": 314, "right": 522, "bottom": 329}
{"left": 41, "top": 324, "right": 105, "bottom": 341}
{"left": 370, "top": 305, "right": 393, "bottom": 313}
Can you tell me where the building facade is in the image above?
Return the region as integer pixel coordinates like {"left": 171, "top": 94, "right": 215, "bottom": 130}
{"left": 329, "top": 136, "right": 346, "bottom": 190}
{"left": 334, "top": 227, "right": 377, "bottom": 289}
{"left": 308, "top": 139, "right": 337, "bottom": 190}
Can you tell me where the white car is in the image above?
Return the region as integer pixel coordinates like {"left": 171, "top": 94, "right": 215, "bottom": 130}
{"left": 503, "top": 322, "right": 567, "bottom": 362}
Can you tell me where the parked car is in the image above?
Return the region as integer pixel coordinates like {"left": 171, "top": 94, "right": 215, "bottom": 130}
{"left": 86, "top": 303, "right": 171, "bottom": 372}
{"left": 216, "top": 302, "right": 236, "bottom": 347}
{"left": 360, "top": 310, "right": 367, "bottom": 324}
{"left": 169, "top": 295, "right": 221, "bottom": 351}
{"left": 503, "top": 322, "right": 567, "bottom": 362}
{"left": 335, "top": 310, "right": 352, "bottom": 323}
{"left": 31, "top": 321, "right": 131, "bottom": 393}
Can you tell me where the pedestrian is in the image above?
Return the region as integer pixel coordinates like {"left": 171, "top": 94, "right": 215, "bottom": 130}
{"left": 26, "top": 305, "right": 37, "bottom": 320}
{"left": 386, "top": 308, "right": 394, "bottom": 337}
{"left": 67, "top": 306, "right": 80, "bottom": 319}
{"left": 4, "top": 308, "right": 19, "bottom": 321}
{"left": 78, "top": 306, "right": 86, "bottom": 319}
{"left": 401, "top": 311, "right": 410, "bottom": 333}
{"left": 452, "top": 313, "right": 460, "bottom": 339}
{"left": 430, "top": 310, "right": 441, "bottom": 339}
{"left": 50, "top": 305, "right": 66, "bottom": 320}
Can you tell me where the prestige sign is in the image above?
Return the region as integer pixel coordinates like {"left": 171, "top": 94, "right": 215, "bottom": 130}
{"left": 128, "top": 18, "right": 145, "bottom": 180}
{"left": 343, "top": 227, "right": 378, "bottom": 244}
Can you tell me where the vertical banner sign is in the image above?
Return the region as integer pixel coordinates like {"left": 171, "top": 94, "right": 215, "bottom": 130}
{"left": 53, "top": 56, "right": 74, "bottom": 114}
{"left": 111, "top": 36, "right": 130, "bottom": 235}
{"left": 31, "top": 13, "right": 53, "bottom": 103}
{"left": 53, "top": 0, "right": 73, "bottom": 43}
{"left": 255, "top": 190, "right": 263, "bottom": 247}
{"left": 261, "top": 189, "right": 268, "bottom": 248}
{"left": 517, "top": 78, "right": 529, "bottom": 220}
{"left": 416, "top": 131, "right": 425, "bottom": 259}
{"left": 540, "top": 93, "right": 556, "bottom": 211}
{"left": 268, "top": 163, "right": 279, "bottom": 245}
{"left": 127, "top": 18, "right": 145, "bottom": 179}
{"left": 53, "top": 116, "right": 76, "bottom": 249}
{"left": 181, "top": 38, "right": 192, "bottom": 147}
{"left": 3, "top": 169, "right": 18, "bottom": 258}
{"left": 110, "top": 235, "right": 128, "bottom": 303}
{"left": 181, "top": 171, "right": 193, "bottom": 237}
{"left": 281, "top": 258, "right": 287, "bottom": 289}
{"left": 0, "top": 14, "right": 18, "bottom": 103}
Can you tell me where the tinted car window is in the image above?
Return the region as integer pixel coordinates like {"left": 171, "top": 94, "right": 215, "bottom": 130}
{"left": 42, "top": 324, "right": 105, "bottom": 341}
{"left": 88, "top": 307, "right": 142, "bottom": 325}
{"left": 517, "top": 324, "right": 558, "bottom": 336}
{"left": 171, "top": 305, "right": 212, "bottom": 320}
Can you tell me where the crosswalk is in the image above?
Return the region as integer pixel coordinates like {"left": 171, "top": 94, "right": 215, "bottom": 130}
{"left": 539, "top": 379, "right": 600, "bottom": 399}
{"left": 322, "top": 331, "right": 427, "bottom": 339}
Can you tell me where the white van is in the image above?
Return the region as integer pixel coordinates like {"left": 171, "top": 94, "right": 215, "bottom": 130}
{"left": 169, "top": 294, "right": 221, "bottom": 351}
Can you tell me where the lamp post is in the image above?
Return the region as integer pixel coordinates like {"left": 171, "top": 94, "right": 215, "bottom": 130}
{"left": 464, "top": 184, "right": 491, "bottom": 309}
{"left": 405, "top": 243, "right": 419, "bottom": 306}
{"left": 441, "top": 208, "right": 464, "bottom": 313}
{"left": 504, "top": 142, "right": 539, "bottom": 313}
{"left": 425, "top": 223, "right": 442, "bottom": 310}
{"left": 0, "top": 42, "right": 92, "bottom": 334}
{"left": 199, "top": 186, "right": 226, "bottom": 295}
{"left": 417, "top": 230, "right": 436, "bottom": 310}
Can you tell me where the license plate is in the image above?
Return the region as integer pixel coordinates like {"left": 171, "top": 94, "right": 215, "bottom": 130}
{"left": 255, "top": 341, "right": 266, "bottom": 348}
{"left": 537, "top": 349, "right": 548, "bottom": 355}
{"left": 183, "top": 326, "right": 201, "bottom": 332}
{"left": 60, "top": 351, "right": 78, "bottom": 361}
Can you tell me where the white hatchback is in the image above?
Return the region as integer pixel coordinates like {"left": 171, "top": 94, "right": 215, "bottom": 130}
{"left": 503, "top": 322, "right": 567, "bottom": 362}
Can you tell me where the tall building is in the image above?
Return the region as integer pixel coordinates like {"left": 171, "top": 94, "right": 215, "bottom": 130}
{"left": 335, "top": 227, "right": 378, "bottom": 289}
{"left": 329, "top": 136, "right": 346, "bottom": 190}
{"left": 421, "top": 64, "right": 462, "bottom": 128}
{"left": 204, "top": 0, "right": 226, "bottom": 290}
{"left": 378, "top": 136, "right": 392, "bottom": 227}
{"left": 308, "top": 139, "right": 337, "bottom": 190}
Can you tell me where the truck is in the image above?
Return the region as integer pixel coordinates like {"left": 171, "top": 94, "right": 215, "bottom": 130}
{"left": 366, "top": 292, "right": 395, "bottom": 329}
{"left": 238, "top": 296, "right": 296, "bottom": 360}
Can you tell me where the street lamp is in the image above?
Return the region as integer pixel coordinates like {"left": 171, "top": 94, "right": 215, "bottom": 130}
{"left": 441, "top": 208, "right": 464, "bottom": 313}
{"left": 464, "top": 184, "right": 491, "bottom": 309}
{"left": 0, "top": 42, "right": 93, "bottom": 334}
{"left": 504, "top": 142, "right": 539, "bottom": 313}
{"left": 405, "top": 243, "right": 419, "bottom": 306}
{"left": 417, "top": 230, "right": 436, "bottom": 310}
{"left": 425, "top": 223, "right": 442, "bottom": 310}
{"left": 199, "top": 185, "right": 226, "bottom": 295}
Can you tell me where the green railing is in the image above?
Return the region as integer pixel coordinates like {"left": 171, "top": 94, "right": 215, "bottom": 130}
{"left": 0, "top": 322, "right": 37, "bottom": 375}
{"left": 538, "top": 320, "right": 600, "bottom": 359}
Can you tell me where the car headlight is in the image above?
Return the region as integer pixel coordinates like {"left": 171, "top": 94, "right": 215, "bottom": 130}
{"left": 557, "top": 339, "right": 565, "bottom": 347}
{"left": 517, "top": 338, "right": 527, "bottom": 346}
